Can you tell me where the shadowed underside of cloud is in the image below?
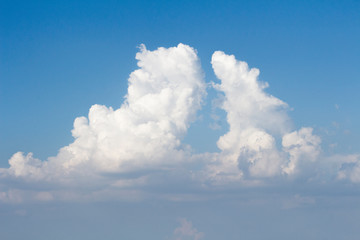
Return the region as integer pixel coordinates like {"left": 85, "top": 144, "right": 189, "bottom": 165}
{"left": 1, "top": 43, "right": 359, "bottom": 203}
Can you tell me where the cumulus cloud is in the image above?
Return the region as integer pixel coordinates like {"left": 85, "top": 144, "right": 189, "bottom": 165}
{"left": 2, "top": 43, "right": 206, "bottom": 182}
{"left": 203, "top": 51, "right": 321, "bottom": 183}
{"left": 1, "top": 43, "right": 360, "bottom": 203}
{"left": 210, "top": 50, "right": 290, "bottom": 179}
{"left": 202, "top": 50, "right": 360, "bottom": 185}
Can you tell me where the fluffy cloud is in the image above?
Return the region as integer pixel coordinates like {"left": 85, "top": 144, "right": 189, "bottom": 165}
{"left": 204, "top": 51, "right": 320, "bottom": 182}
{"left": 203, "top": 50, "right": 360, "bottom": 184}
{"left": 210, "top": 50, "right": 289, "bottom": 180}
{"left": 1, "top": 43, "right": 360, "bottom": 203}
{"left": 282, "top": 127, "right": 321, "bottom": 175}
{"left": 2, "top": 43, "right": 206, "bottom": 182}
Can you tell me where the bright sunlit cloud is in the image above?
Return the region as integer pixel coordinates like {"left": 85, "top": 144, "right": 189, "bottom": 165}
{"left": 1, "top": 43, "right": 359, "bottom": 203}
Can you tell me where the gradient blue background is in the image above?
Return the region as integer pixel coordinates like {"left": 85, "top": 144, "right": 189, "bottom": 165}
{"left": 1, "top": 1, "right": 360, "bottom": 239}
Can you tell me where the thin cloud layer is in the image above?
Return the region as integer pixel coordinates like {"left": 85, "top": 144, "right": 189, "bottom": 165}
{"left": 1, "top": 43, "right": 360, "bottom": 203}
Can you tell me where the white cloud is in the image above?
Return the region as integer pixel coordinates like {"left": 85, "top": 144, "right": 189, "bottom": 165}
{"left": 173, "top": 218, "right": 204, "bottom": 240}
{"left": 8, "top": 152, "right": 44, "bottom": 180}
{"left": 282, "top": 127, "right": 321, "bottom": 175}
{"left": 2, "top": 43, "right": 206, "bottom": 182}
{"left": 204, "top": 51, "right": 321, "bottom": 182}
{"left": 203, "top": 50, "right": 359, "bottom": 184}
{"left": 211, "top": 51, "right": 291, "bottom": 136}
{"left": 211, "top": 50, "right": 289, "bottom": 178}
{"left": 1, "top": 43, "right": 360, "bottom": 203}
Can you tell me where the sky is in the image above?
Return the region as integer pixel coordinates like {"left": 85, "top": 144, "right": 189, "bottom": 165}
{"left": 1, "top": 0, "right": 360, "bottom": 239}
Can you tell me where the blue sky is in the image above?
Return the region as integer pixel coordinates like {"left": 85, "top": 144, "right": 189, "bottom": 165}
{"left": 1, "top": 0, "right": 360, "bottom": 239}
